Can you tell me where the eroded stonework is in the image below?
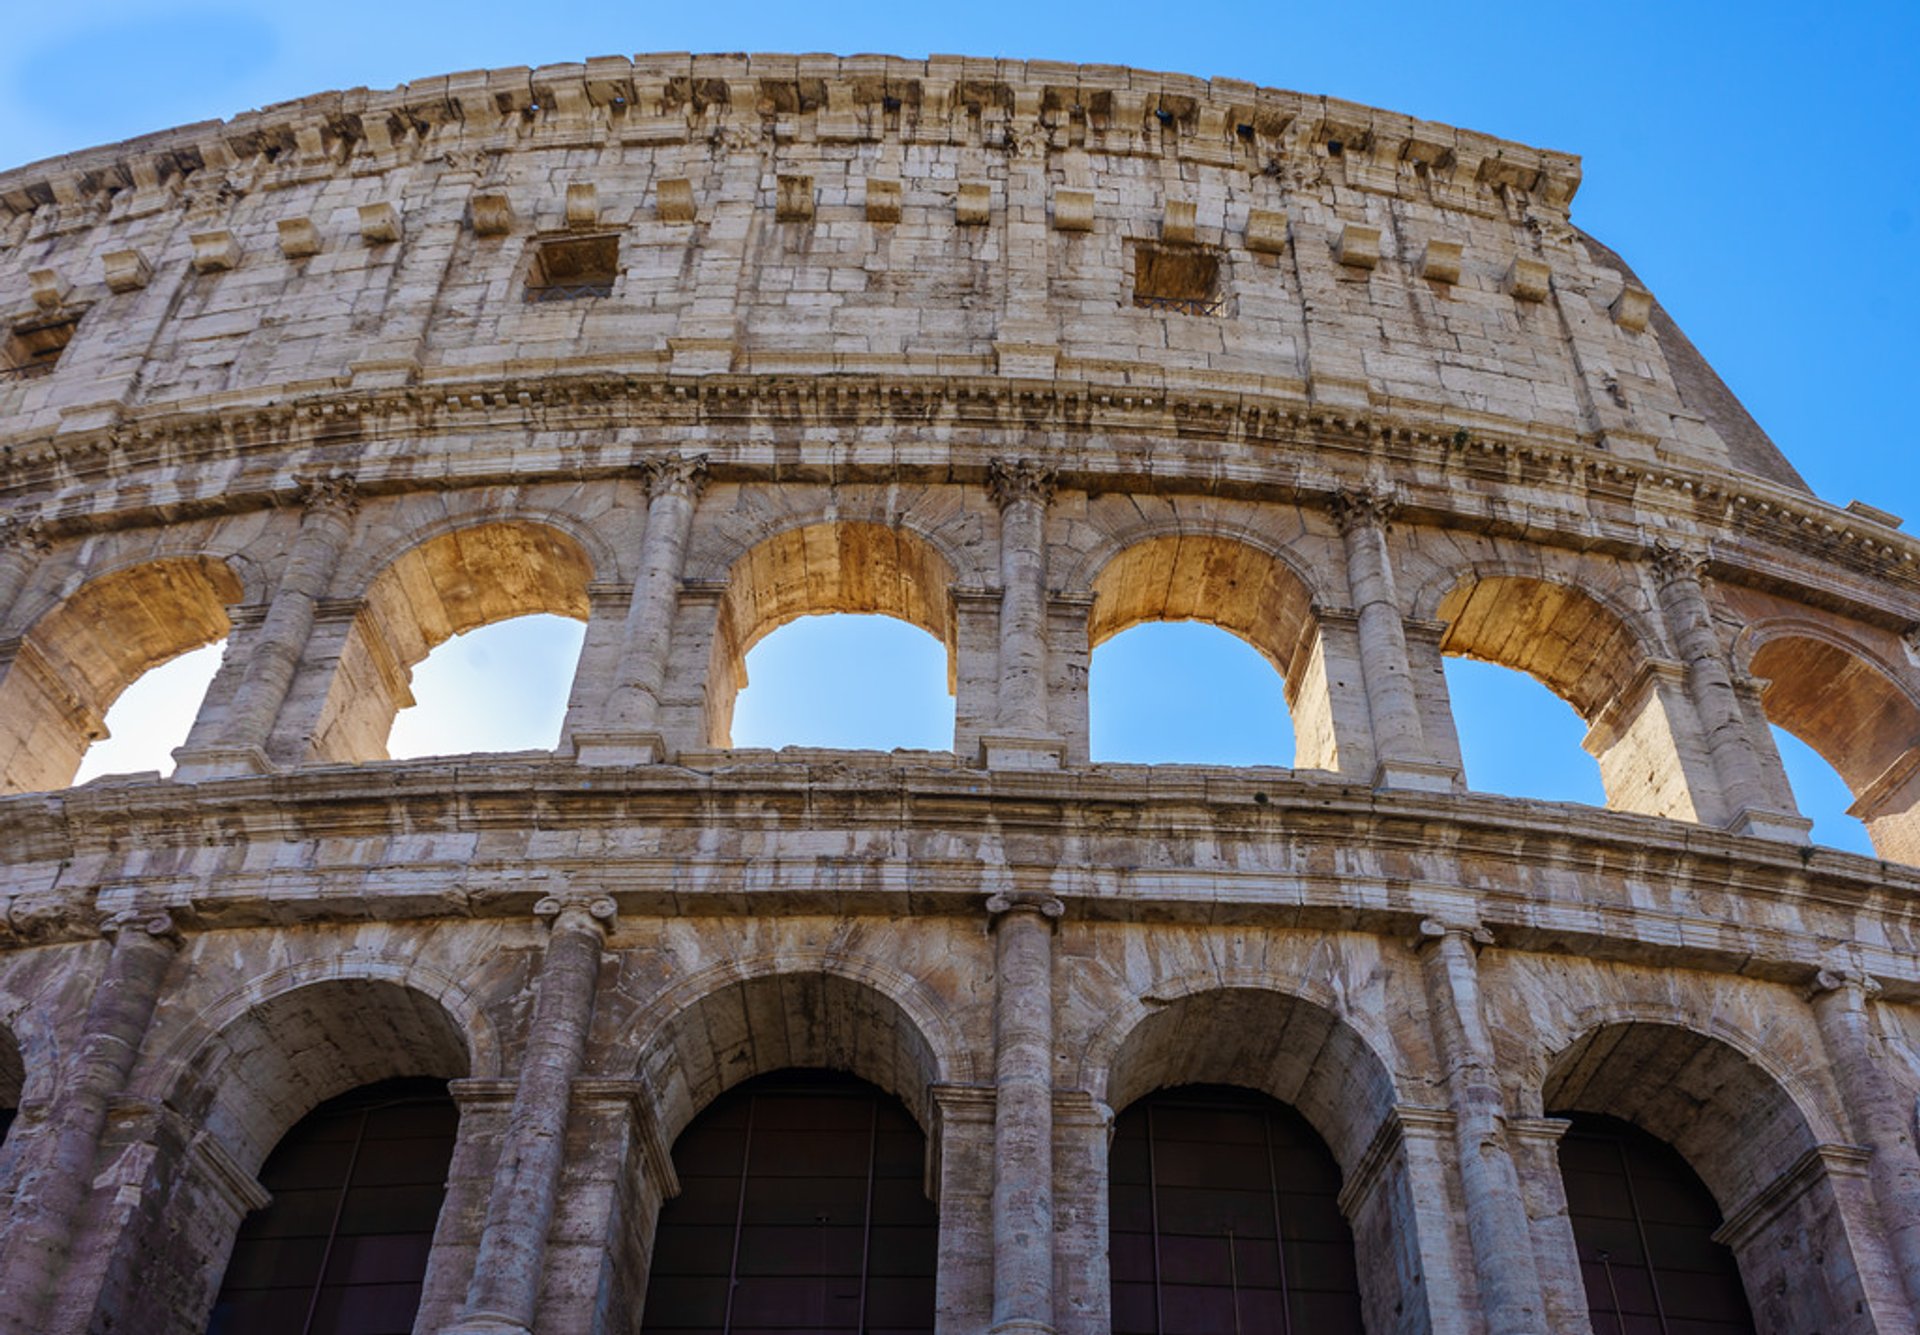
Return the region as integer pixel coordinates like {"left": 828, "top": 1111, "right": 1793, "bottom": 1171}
{"left": 0, "top": 51, "right": 1918, "bottom": 1335}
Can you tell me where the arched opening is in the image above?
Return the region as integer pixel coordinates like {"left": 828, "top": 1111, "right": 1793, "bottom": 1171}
{"left": 1437, "top": 574, "right": 1707, "bottom": 821}
{"left": 1444, "top": 656, "right": 1604, "bottom": 806}
{"left": 730, "top": 614, "right": 953, "bottom": 752}
{"left": 1089, "top": 536, "right": 1330, "bottom": 770}
{"left": 707, "top": 523, "right": 957, "bottom": 750}
{"left": 1109, "top": 1084, "right": 1363, "bottom": 1334}
{"left": 1556, "top": 1113, "right": 1753, "bottom": 1335}
{"left": 1541, "top": 1020, "right": 1865, "bottom": 1332}
{"left": 1090, "top": 623, "right": 1296, "bottom": 766}
{"left": 1748, "top": 633, "right": 1920, "bottom": 862}
{"left": 386, "top": 613, "right": 586, "bottom": 759}
{"left": 639, "top": 1070, "right": 937, "bottom": 1334}
{"left": 0, "top": 556, "right": 240, "bottom": 792}
{"left": 72, "top": 639, "right": 226, "bottom": 782}
{"left": 205, "top": 1077, "right": 457, "bottom": 1335}
{"left": 308, "top": 522, "right": 592, "bottom": 763}
{"left": 1769, "top": 725, "right": 1874, "bottom": 856}
{"left": 1100, "top": 989, "right": 1410, "bottom": 1334}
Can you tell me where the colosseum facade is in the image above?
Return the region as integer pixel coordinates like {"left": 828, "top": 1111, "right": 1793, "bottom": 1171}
{"left": 0, "top": 50, "right": 1917, "bottom": 1335}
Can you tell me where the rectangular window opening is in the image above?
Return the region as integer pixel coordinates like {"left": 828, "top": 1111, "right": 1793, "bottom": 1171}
{"left": 524, "top": 235, "right": 619, "bottom": 303}
{"left": 1132, "top": 244, "right": 1224, "bottom": 318}
{"left": 2, "top": 313, "right": 81, "bottom": 380}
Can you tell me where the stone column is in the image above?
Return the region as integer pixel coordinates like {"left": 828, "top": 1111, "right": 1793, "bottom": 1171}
{"left": 1415, "top": 920, "right": 1548, "bottom": 1335}
{"left": 174, "top": 473, "right": 358, "bottom": 779}
{"left": 0, "top": 514, "right": 49, "bottom": 631}
{"left": 576, "top": 456, "right": 707, "bottom": 766}
{"left": 1652, "top": 544, "right": 1807, "bottom": 839}
{"left": 0, "top": 910, "right": 181, "bottom": 1335}
{"left": 1331, "top": 488, "right": 1453, "bottom": 792}
{"left": 983, "top": 459, "right": 1063, "bottom": 770}
{"left": 986, "top": 891, "right": 1062, "bottom": 1334}
{"left": 443, "top": 893, "right": 615, "bottom": 1335}
{"left": 1809, "top": 968, "right": 1920, "bottom": 1321}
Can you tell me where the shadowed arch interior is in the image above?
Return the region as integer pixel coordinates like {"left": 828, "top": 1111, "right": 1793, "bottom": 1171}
{"left": 1749, "top": 633, "right": 1920, "bottom": 861}
{"left": 635, "top": 971, "right": 947, "bottom": 1151}
{"left": 0, "top": 556, "right": 240, "bottom": 792}
{"left": 707, "top": 522, "right": 957, "bottom": 747}
{"left": 1436, "top": 574, "right": 1644, "bottom": 719}
{"left": 1089, "top": 536, "right": 1330, "bottom": 768}
{"left": 0, "top": 1024, "right": 21, "bottom": 1147}
{"left": 307, "top": 521, "right": 592, "bottom": 762}
{"left": 172, "top": 978, "right": 472, "bottom": 1177}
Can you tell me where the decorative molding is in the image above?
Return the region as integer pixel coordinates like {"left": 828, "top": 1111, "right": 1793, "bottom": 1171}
{"left": 987, "top": 456, "right": 1057, "bottom": 509}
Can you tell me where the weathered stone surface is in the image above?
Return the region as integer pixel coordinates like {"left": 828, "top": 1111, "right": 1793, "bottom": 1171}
{"left": 0, "top": 49, "right": 1916, "bottom": 1335}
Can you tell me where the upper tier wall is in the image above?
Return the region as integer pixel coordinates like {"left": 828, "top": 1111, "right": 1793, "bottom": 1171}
{"left": 0, "top": 53, "right": 1802, "bottom": 501}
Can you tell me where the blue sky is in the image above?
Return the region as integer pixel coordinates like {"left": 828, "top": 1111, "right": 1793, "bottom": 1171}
{"left": 13, "top": 1, "right": 1915, "bottom": 854}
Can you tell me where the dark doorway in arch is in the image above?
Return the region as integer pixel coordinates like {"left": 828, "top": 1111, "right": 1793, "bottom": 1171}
{"left": 206, "top": 1077, "right": 456, "bottom": 1335}
{"left": 1109, "top": 1084, "right": 1363, "bottom": 1335}
{"left": 640, "top": 1069, "right": 937, "bottom": 1334}
{"left": 1555, "top": 1113, "right": 1755, "bottom": 1335}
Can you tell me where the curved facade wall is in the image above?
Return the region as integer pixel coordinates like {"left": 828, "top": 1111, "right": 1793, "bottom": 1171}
{"left": 0, "top": 52, "right": 1917, "bottom": 1335}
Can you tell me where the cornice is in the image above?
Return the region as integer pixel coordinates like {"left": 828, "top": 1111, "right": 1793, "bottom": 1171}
{"left": 1, "top": 368, "right": 1911, "bottom": 622}
{"left": 0, "top": 55, "right": 1580, "bottom": 230}
{"left": 3, "top": 755, "right": 1918, "bottom": 992}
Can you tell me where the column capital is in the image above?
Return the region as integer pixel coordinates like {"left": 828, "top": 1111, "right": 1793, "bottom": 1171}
{"left": 99, "top": 907, "right": 182, "bottom": 946}
{"left": 638, "top": 452, "right": 709, "bottom": 501}
{"left": 985, "top": 890, "right": 1064, "bottom": 924}
{"left": 1329, "top": 483, "right": 1401, "bottom": 534}
{"left": 1810, "top": 966, "right": 1884, "bottom": 1001}
{"left": 0, "top": 512, "right": 51, "bottom": 555}
{"left": 987, "top": 457, "right": 1057, "bottom": 509}
{"left": 533, "top": 893, "right": 617, "bottom": 934}
{"left": 1416, "top": 917, "right": 1494, "bottom": 951}
{"left": 1650, "top": 539, "right": 1709, "bottom": 586}
{"left": 293, "top": 468, "right": 359, "bottom": 517}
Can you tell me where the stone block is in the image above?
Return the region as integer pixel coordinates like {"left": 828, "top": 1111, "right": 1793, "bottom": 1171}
{"left": 1162, "top": 200, "right": 1196, "bottom": 244}
{"left": 470, "top": 193, "right": 514, "bottom": 237}
{"left": 1611, "top": 283, "right": 1653, "bottom": 333}
{"left": 28, "top": 269, "right": 67, "bottom": 310}
{"left": 566, "top": 182, "right": 599, "bottom": 229}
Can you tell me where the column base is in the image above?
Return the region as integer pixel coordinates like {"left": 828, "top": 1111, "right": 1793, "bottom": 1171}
{"left": 571, "top": 730, "right": 673, "bottom": 766}
{"left": 1373, "top": 758, "right": 1459, "bottom": 793}
{"left": 988, "top": 1322, "right": 1057, "bottom": 1335}
{"left": 978, "top": 734, "right": 1067, "bottom": 771}
{"left": 169, "top": 745, "right": 273, "bottom": 781}
{"left": 1729, "top": 806, "right": 1816, "bottom": 843}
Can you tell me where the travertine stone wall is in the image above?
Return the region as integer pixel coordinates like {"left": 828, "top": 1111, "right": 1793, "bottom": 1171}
{"left": 2, "top": 52, "right": 1920, "bottom": 1335}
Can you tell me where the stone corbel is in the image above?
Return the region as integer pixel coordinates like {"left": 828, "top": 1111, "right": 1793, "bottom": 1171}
{"left": 1052, "top": 190, "right": 1093, "bottom": 233}
{"left": 277, "top": 217, "right": 322, "bottom": 258}
{"left": 357, "top": 202, "right": 402, "bottom": 245}
{"left": 101, "top": 249, "right": 153, "bottom": 293}
{"left": 955, "top": 182, "right": 991, "bottom": 226}
{"left": 1610, "top": 284, "right": 1653, "bottom": 334}
{"left": 654, "top": 178, "right": 696, "bottom": 224}
{"left": 189, "top": 231, "right": 241, "bottom": 274}
{"left": 775, "top": 175, "right": 814, "bottom": 222}
{"left": 1334, "top": 223, "right": 1381, "bottom": 270}
{"left": 28, "top": 269, "right": 67, "bottom": 311}
{"left": 864, "top": 178, "right": 901, "bottom": 224}
{"left": 1245, "top": 208, "right": 1289, "bottom": 255}
{"left": 565, "top": 182, "right": 598, "bottom": 229}
{"left": 469, "top": 193, "right": 513, "bottom": 237}
{"left": 1161, "top": 200, "right": 1195, "bottom": 244}
{"left": 1505, "top": 256, "right": 1550, "bottom": 302}
{"left": 1417, "top": 239, "right": 1463, "bottom": 285}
